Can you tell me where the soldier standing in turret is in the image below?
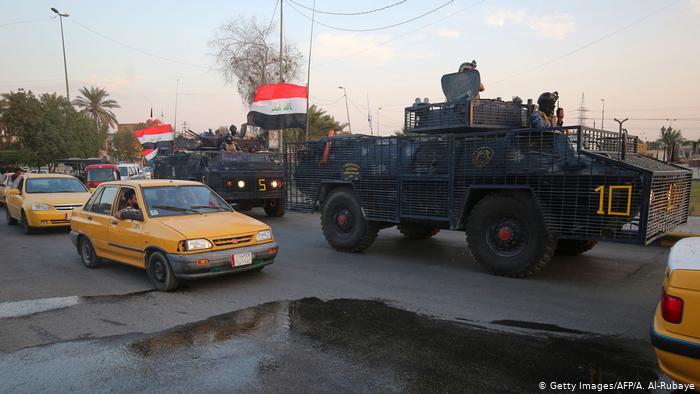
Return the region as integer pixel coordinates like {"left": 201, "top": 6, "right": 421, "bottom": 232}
{"left": 531, "top": 91, "right": 559, "bottom": 128}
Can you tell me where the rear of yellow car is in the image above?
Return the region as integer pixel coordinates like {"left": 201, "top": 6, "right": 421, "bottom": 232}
{"left": 651, "top": 237, "right": 700, "bottom": 387}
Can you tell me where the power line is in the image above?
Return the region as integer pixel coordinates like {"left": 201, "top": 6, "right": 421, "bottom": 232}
{"left": 491, "top": 0, "right": 682, "bottom": 85}
{"left": 267, "top": 0, "right": 280, "bottom": 32}
{"left": 69, "top": 19, "right": 210, "bottom": 69}
{"left": 0, "top": 16, "right": 54, "bottom": 28}
{"left": 314, "top": 0, "right": 487, "bottom": 68}
{"left": 287, "top": 0, "right": 454, "bottom": 32}
{"left": 288, "top": 0, "right": 407, "bottom": 16}
{"left": 583, "top": 117, "right": 700, "bottom": 121}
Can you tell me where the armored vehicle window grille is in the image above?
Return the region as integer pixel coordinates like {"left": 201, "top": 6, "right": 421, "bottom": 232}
{"left": 472, "top": 99, "right": 527, "bottom": 128}
{"left": 404, "top": 102, "right": 467, "bottom": 132}
{"left": 646, "top": 173, "right": 692, "bottom": 242}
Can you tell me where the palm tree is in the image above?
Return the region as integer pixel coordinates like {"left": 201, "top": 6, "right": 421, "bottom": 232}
{"left": 72, "top": 86, "right": 120, "bottom": 129}
{"left": 657, "top": 126, "right": 684, "bottom": 162}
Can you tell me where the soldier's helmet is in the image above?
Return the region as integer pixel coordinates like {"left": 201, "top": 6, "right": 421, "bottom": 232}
{"left": 537, "top": 91, "right": 559, "bottom": 114}
{"left": 458, "top": 60, "right": 477, "bottom": 72}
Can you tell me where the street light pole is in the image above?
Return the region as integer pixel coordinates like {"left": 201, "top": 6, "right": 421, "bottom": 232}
{"left": 377, "top": 106, "right": 382, "bottom": 135}
{"left": 51, "top": 7, "right": 70, "bottom": 100}
{"left": 338, "top": 86, "right": 351, "bottom": 133}
{"left": 600, "top": 98, "right": 605, "bottom": 130}
{"left": 614, "top": 117, "right": 628, "bottom": 160}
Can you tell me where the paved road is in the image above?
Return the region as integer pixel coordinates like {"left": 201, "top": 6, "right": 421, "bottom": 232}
{"left": 0, "top": 205, "right": 675, "bottom": 392}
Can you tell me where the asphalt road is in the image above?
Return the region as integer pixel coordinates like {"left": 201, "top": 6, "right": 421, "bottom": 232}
{"left": 0, "top": 205, "right": 675, "bottom": 392}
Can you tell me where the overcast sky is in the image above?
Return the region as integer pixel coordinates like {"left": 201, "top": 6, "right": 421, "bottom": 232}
{"left": 1, "top": 0, "right": 699, "bottom": 140}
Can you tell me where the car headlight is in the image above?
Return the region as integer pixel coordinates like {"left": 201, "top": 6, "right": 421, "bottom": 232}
{"left": 31, "top": 203, "right": 51, "bottom": 211}
{"left": 185, "top": 238, "right": 213, "bottom": 251}
{"left": 256, "top": 230, "right": 272, "bottom": 242}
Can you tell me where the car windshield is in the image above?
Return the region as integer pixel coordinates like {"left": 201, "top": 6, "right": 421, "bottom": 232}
{"left": 87, "top": 168, "right": 116, "bottom": 182}
{"left": 119, "top": 167, "right": 129, "bottom": 176}
{"left": 26, "top": 178, "right": 88, "bottom": 193}
{"left": 142, "top": 185, "right": 232, "bottom": 217}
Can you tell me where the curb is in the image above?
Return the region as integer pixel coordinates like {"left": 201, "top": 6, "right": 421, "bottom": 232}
{"left": 658, "top": 231, "right": 699, "bottom": 247}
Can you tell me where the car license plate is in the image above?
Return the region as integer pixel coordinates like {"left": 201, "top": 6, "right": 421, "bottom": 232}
{"left": 232, "top": 252, "right": 253, "bottom": 267}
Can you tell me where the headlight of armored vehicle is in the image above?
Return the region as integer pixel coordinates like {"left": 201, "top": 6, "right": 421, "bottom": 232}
{"left": 237, "top": 180, "right": 246, "bottom": 188}
{"left": 31, "top": 203, "right": 51, "bottom": 211}
{"left": 256, "top": 230, "right": 272, "bottom": 242}
{"left": 185, "top": 238, "right": 213, "bottom": 251}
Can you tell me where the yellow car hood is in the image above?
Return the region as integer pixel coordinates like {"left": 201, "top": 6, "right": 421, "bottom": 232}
{"left": 154, "top": 211, "right": 269, "bottom": 239}
{"left": 25, "top": 192, "right": 92, "bottom": 206}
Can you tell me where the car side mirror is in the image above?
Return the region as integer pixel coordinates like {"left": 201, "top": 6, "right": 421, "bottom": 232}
{"left": 6, "top": 189, "right": 20, "bottom": 196}
{"left": 121, "top": 210, "right": 144, "bottom": 221}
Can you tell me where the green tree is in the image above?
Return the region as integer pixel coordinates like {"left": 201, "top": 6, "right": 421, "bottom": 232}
{"left": 285, "top": 105, "right": 347, "bottom": 142}
{"left": 657, "top": 126, "right": 684, "bottom": 162}
{"left": 111, "top": 130, "right": 142, "bottom": 162}
{"left": 0, "top": 90, "right": 105, "bottom": 169}
{"left": 72, "top": 86, "right": 121, "bottom": 129}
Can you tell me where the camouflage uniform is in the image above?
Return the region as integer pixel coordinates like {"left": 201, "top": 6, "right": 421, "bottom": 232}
{"left": 531, "top": 110, "right": 555, "bottom": 128}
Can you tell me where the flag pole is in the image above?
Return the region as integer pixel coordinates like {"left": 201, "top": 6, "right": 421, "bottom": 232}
{"left": 304, "top": 0, "right": 316, "bottom": 141}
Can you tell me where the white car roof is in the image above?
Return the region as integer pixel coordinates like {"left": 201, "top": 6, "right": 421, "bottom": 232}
{"left": 668, "top": 237, "right": 700, "bottom": 273}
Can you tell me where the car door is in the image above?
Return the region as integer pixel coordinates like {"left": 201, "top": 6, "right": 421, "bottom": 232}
{"left": 83, "top": 185, "right": 119, "bottom": 255}
{"left": 108, "top": 186, "right": 146, "bottom": 267}
{"left": 6, "top": 176, "right": 25, "bottom": 219}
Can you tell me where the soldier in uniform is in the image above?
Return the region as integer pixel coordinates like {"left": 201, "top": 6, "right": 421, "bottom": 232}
{"left": 531, "top": 91, "right": 559, "bottom": 128}
{"left": 219, "top": 135, "right": 239, "bottom": 152}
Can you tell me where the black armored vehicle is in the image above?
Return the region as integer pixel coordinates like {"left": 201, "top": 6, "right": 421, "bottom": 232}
{"left": 285, "top": 70, "right": 692, "bottom": 277}
{"left": 154, "top": 127, "right": 285, "bottom": 217}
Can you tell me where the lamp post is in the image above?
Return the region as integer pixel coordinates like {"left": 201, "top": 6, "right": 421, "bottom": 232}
{"left": 338, "top": 86, "right": 351, "bottom": 133}
{"left": 600, "top": 98, "right": 605, "bottom": 130}
{"left": 51, "top": 7, "right": 70, "bottom": 101}
{"left": 377, "top": 106, "right": 382, "bottom": 135}
{"left": 614, "top": 117, "right": 629, "bottom": 160}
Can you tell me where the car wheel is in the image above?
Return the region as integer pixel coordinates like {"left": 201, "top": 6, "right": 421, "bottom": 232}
{"left": 6, "top": 207, "right": 17, "bottom": 225}
{"left": 264, "top": 198, "right": 285, "bottom": 217}
{"left": 555, "top": 239, "right": 598, "bottom": 255}
{"left": 398, "top": 224, "right": 440, "bottom": 240}
{"left": 321, "top": 187, "right": 378, "bottom": 253}
{"left": 466, "top": 192, "right": 556, "bottom": 278}
{"left": 79, "top": 237, "right": 102, "bottom": 268}
{"left": 20, "top": 212, "right": 34, "bottom": 234}
{"left": 147, "top": 251, "right": 179, "bottom": 291}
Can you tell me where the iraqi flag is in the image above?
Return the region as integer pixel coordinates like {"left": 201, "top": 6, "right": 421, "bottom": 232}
{"left": 247, "top": 83, "right": 307, "bottom": 130}
{"left": 133, "top": 124, "right": 174, "bottom": 160}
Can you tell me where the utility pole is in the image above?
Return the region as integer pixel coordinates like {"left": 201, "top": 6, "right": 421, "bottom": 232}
{"left": 377, "top": 106, "right": 382, "bottom": 135}
{"left": 51, "top": 8, "right": 70, "bottom": 100}
{"left": 304, "top": 0, "right": 316, "bottom": 141}
{"left": 366, "top": 94, "right": 373, "bottom": 136}
{"left": 279, "top": 0, "right": 284, "bottom": 82}
{"left": 338, "top": 86, "right": 351, "bottom": 133}
{"left": 600, "top": 98, "right": 605, "bottom": 130}
{"left": 614, "top": 117, "right": 629, "bottom": 160}
{"left": 174, "top": 79, "right": 179, "bottom": 134}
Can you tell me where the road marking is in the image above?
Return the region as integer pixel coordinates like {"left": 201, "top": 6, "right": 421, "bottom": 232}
{"left": 0, "top": 296, "right": 81, "bottom": 319}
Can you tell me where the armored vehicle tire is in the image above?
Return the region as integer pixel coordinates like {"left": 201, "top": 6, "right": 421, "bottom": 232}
{"left": 466, "top": 192, "right": 555, "bottom": 278}
{"left": 264, "top": 198, "right": 285, "bottom": 217}
{"left": 398, "top": 224, "right": 440, "bottom": 240}
{"left": 321, "top": 187, "right": 378, "bottom": 253}
{"left": 555, "top": 239, "right": 598, "bottom": 255}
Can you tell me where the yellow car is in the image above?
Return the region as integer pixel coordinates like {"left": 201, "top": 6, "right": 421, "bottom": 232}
{"left": 651, "top": 237, "right": 700, "bottom": 388}
{"left": 0, "top": 172, "right": 13, "bottom": 206}
{"left": 70, "top": 179, "right": 278, "bottom": 291}
{"left": 5, "top": 173, "right": 92, "bottom": 234}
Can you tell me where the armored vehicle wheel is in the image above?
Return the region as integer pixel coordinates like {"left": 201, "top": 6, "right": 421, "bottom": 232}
{"left": 398, "top": 224, "right": 440, "bottom": 240}
{"left": 321, "top": 187, "right": 378, "bottom": 253}
{"left": 555, "top": 239, "right": 598, "bottom": 255}
{"left": 466, "top": 192, "right": 555, "bottom": 278}
{"left": 264, "top": 198, "right": 285, "bottom": 217}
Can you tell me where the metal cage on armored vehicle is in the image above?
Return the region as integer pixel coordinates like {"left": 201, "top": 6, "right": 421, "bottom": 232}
{"left": 285, "top": 126, "right": 691, "bottom": 276}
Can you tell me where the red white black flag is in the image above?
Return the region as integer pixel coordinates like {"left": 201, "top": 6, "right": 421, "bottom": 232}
{"left": 133, "top": 124, "right": 174, "bottom": 161}
{"left": 247, "top": 83, "right": 307, "bottom": 130}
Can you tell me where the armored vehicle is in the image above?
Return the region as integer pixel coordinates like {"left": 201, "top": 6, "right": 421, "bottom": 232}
{"left": 154, "top": 128, "right": 285, "bottom": 217}
{"left": 285, "top": 70, "right": 692, "bottom": 277}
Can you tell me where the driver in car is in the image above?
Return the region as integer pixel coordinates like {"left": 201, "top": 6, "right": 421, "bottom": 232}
{"left": 115, "top": 189, "right": 140, "bottom": 220}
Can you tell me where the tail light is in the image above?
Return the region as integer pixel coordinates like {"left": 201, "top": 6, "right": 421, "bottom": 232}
{"left": 661, "top": 290, "right": 683, "bottom": 324}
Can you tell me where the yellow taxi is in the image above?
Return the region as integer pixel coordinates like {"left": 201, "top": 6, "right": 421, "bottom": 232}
{"left": 0, "top": 172, "right": 14, "bottom": 206}
{"left": 5, "top": 173, "right": 92, "bottom": 234}
{"left": 651, "top": 237, "right": 700, "bottom": 388}
{"left": 70, "top": 179, "right": 278, "bottom": 291}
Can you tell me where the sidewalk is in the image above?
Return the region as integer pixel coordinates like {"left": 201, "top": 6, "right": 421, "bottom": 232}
{"left": 661, "top": 216, "right": 700, "bottom": 246}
